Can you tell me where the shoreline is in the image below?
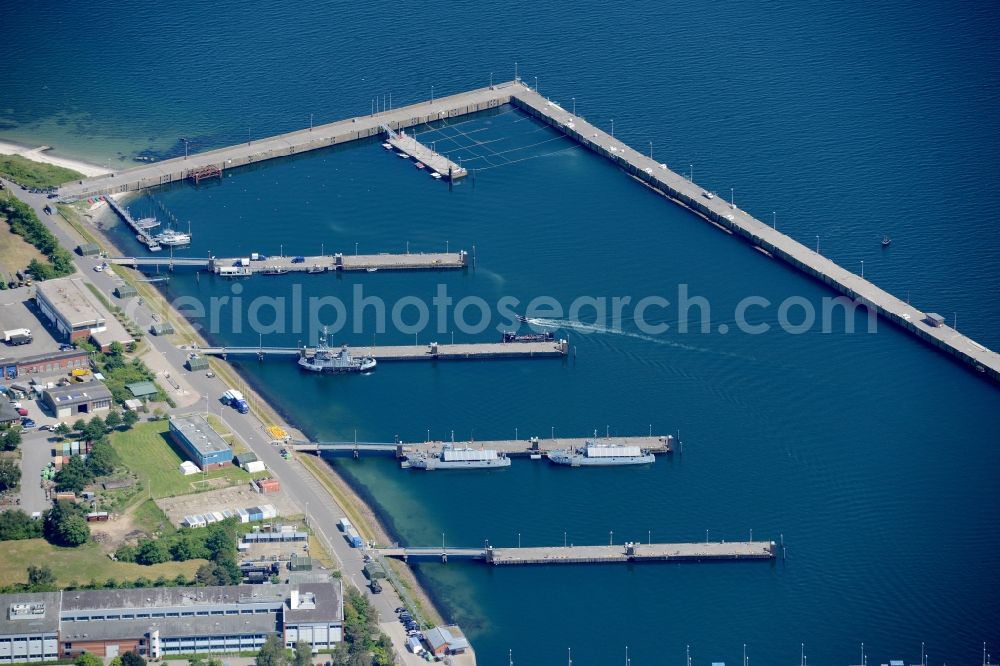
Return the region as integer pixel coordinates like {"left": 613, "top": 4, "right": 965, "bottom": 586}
{"left": 60, "top": 199, "right": 451, "bottom": 630}
{"left": 0, "top": 139, "right": 110, "bottom": 178}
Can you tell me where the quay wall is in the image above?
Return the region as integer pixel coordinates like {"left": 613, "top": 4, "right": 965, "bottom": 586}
{"left": 58, "top": 84, "right": 513, "bottom": 200}
{"left": 507, "top": 88, "right": 1000, "bottom": 384}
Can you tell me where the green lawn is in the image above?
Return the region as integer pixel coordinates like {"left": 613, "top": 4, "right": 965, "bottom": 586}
{"left": 110, "top": 420, "right": 252, "bottom": 500}
{"left": 0, "top": 539, "right": 204, "bottom": 588}
{"left": 0, "top": 154, "right": 83, "bottom": 189}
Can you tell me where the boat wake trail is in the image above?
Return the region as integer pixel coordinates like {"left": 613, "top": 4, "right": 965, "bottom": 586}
{"left": 525, "top": 317, "right": 751, "bottom": 359}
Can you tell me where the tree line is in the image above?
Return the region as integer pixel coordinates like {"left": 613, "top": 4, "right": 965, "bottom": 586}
{"left": 0, "top": 193, "right": 75, "bottom": 280}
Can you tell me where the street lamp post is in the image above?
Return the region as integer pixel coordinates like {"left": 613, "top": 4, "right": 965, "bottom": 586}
{"left": 610, "top": 118, "right": 614, "bottom": 139}
{"left": 649, "top": 141, "right": 653, "bottom": 159}
{"left": 534, "top": 76, "right": 538, "bottom": 92}
{"left": 860, "top": 260, "right": 864, "bottom": 278}
{"left": 431, "top": 85, "right": 434, "bottom": 103}
{"left": 572, "top": 97, "right": 576, "bottom": 115}
{"left": 310, "top": 113, "right": 313, "bottom": 132}
{"left": 772, "top": 211, "right": 776, "bottom": 229}
{"left": 180, "top": 138, "right": 189, "bottom": 159}
{"left": 816, "top": 235, "right": 820, "bottom": 254}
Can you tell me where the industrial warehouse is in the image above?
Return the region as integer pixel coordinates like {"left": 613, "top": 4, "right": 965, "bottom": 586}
{"left": 33, "top": 277, "right": 133, "bottom": 351}
{"left": 0, "top": 582, "right": 343, "bottom": 664}
{"left": 168, "top": 414, "right": 233, "bottom": 470}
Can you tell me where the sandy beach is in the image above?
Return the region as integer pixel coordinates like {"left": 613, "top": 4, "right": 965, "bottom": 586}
{"left": 0, "top": 139, "right": 109, "bottom": 177}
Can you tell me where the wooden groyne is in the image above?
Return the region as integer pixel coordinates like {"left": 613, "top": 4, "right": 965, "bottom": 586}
{"left": 506, "top": 85, "right": 1000, "bottom": 384}
{"left": 376, "top": 540, "right": 775, "bottom": 565}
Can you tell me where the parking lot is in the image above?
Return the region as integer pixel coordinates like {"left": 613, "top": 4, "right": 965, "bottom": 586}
{"left": 0, "top": 285, "right": 62, "bottom": 360}
{"left": 155, "top": 484, "right": 303, "bottom": 527}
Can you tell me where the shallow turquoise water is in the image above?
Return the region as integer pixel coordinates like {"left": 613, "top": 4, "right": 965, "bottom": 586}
{"left": 4, "top": 0, "right": 1000, "bottom": 663}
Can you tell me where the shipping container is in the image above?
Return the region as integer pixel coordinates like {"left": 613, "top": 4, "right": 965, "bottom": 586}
{"left": 338, "top": 518, "right": 352, "bottom": 532}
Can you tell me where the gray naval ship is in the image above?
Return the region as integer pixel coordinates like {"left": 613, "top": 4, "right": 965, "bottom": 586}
{"left": 406, "top": 444, "right": 512, "bottom": 470}
{"left": 546, "top": 440, "right": 655, "bottom": 466}
{"left": 298, "top": 331, "right": 376, "bottom": 373}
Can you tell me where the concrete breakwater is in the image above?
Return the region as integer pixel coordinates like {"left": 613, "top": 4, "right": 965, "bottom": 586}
{"left": 61, "top": 80, "right": 1000, "bottom": 383}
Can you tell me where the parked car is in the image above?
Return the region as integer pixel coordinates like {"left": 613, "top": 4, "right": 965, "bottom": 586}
{"left": 20, "top": 418, "right": 35, "bottom": 428}
{"left": 58, "top": 343, "right": 75, "bottom": 351}
{"left": 16, "top": 408, "right": 28, "bottom": 417}
{"left": 38, "top": 424, "right": 54, "bottom": 432}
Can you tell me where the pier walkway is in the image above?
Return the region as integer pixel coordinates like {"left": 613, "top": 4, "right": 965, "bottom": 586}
{"left": 188, "top": 339, "right": 569, "bottom": 361}
{"left": 58, "top": 84, "right": 514, "bottom": 200}
{"left": 383, "top": 124, "right": 467, "bottom": 180}
{"left": 505, "top": 86, "right": 1000, "bottom": 383}
{"left": 293, "top": 434, "right": 673, "bottom": 458}
{"left": 104, "top": 195, "right": 160, "bottom": 250}
{"left": 111, "top": 250, "right": 467, "bottom": 274}
{"left": 377, "top": 540, "right": 775, "bottom": 565}
{"left": 60, "top": 80, "right": 1000, "bottom": 382}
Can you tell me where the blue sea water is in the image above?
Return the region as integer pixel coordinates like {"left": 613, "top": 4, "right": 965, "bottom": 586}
{"left": 4, "top": 1, "right": 1000, "bottom": 663}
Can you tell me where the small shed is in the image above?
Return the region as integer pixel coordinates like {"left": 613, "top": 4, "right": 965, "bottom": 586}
{"left": 126, "top": 380, "right": 158, "bottom": 400}
{"left": 289, "top": 555, "right": 313, "bottom": 572}
{"left": 150, "top": 321, "right": 175, "bottom": 336}
{"left": 179, "top": 460, "right": 200, "bottom": 476}
{"left": 76, "top": 243, "right": 101, "bottom": 256}
{"left": 123, "top": 398, "right": 143, "bottom": 411}
{"left": 186, "top": 355, "right": 210, "bottom": 371}
{"left": 924, "top": 312, "right": 946, "bottom": 327}
{"left": 245, "top": 460, "right": 267, "bottom": 475}
{"left": 0, "top": 401, "right": 19, "bottom": 426}
{"left": 114, "top": 283, "right": 138, "bottom": 299}
{"left": 234, "top": 451, "right": 258, "bottom": 467}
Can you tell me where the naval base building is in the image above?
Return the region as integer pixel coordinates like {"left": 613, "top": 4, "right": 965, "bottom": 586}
{"left": 0, "top": 583, "right": 342, "bottom": 663}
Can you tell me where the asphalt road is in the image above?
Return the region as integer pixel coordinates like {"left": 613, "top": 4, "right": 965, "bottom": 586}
{"left": 3, "top": 181, "right": 437, "bottom": 665}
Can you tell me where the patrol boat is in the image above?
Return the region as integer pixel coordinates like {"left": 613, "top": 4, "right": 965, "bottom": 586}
{"left": 546, "top": 441, "right": 655, "bottom": 466}
{"left": 407, "top": 444, "right": 511, "bottom": 470}
{"left": 298, "top": 331, "right": 376, "bottom": 373}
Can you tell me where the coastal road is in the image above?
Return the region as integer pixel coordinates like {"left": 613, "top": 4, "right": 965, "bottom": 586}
{"left": 4, "top": 182, "right": 435, "bottom": 665}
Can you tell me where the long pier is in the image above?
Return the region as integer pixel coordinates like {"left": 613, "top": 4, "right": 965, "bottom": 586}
{"left": 504, "top": 87, "right": 1000, "bottom": 383}
{"left": 110, "top": 250, "right": 467, "bottom": 274}
{"left": 294, "top": 434, "right": 674, "bottom": 458}
{"left": 377, "top": 540, "right": 775, "bottom": 565}
{"left": 62, "top": 80, "right": 1000, "bottom": 382}
{"left": 187, "top": 339, "right": 569, "bottom": 361}
{"left": 57, "top": 84, "right": 514, "bottom": 201}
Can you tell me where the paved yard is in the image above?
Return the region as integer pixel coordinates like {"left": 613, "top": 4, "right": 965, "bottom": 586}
{"left": 155, "top": 484, "right": 302, "bottom": 527}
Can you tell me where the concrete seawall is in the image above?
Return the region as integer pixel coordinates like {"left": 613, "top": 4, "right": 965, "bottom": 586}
{"left": 507, "top": 86, "right": 1000, "bottom": 384}
{"left": 62, "top": 80, "right": 1000, "bottom": 384}
{"left": 58, "top": 85, "right": 513, "bottom": 200}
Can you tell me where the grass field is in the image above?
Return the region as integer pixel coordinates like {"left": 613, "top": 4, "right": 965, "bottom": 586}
{"left": 0, "top": 539, "right": 203, "bottom": 588}
{"left": 110, "top": 420, "right": 253, "bottom": 500}
{"left": 0, "top": 154, "right": 83, "bottom": 189}
{"left": 0, "top": 191, "right": 47, "bottom": 274}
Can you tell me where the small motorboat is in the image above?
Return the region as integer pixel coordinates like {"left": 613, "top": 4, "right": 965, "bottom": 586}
{"left": 397, "top": 152, "right": 410, "bottom": 159}
{"left": 882, "top": 235, "right": 892, "bottom": 247}
{"left": 382, "top": 143, "right": 392, "bottom": 150}
{"left": 430, "top": 172, "right": 442, "bottom": 180}
{"left": 415, "top": 162, "right": 425, "bottom": 170}
{"left": 515, "top": 314, "right": 529, "bottom": 323}
{"left": 366, "top": 267, "right": 378, "bottom": 273}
